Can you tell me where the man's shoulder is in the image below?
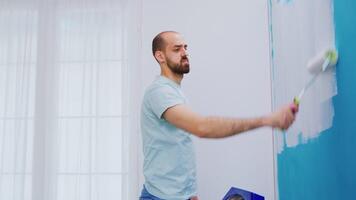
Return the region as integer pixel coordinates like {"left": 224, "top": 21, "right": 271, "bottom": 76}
{"left": 144, "top": 80, "right": 177, "bottom": 97}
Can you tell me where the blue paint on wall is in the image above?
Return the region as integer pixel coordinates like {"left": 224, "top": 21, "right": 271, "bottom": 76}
{"left": 277, "top": 1, "right": 356, "bottom": 199}
{"left": 277, "top": 0, "right": 294, "bottom": 5}
{"left": 278, "top": 129, "right": 341, "bottom": 199}
{"left": 333, "top": 0, "right": 356, "bottom": 196}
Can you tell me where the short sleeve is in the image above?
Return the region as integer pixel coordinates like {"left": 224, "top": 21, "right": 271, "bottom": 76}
{"left": 147, "top": 85, "right": 185, "bottom": 119}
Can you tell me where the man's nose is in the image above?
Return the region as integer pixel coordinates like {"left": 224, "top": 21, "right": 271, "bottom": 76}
{"left": 181, "top": 49, "right": 189, "bottom": 57}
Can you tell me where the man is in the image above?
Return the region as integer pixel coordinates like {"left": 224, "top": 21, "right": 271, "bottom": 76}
{"left": 140, "top": 31, "right": 298, "bottom": 200}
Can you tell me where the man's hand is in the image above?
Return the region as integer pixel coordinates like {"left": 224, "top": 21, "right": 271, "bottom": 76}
{"left": 266, "top": 103, "right": 298, "bottom": 130}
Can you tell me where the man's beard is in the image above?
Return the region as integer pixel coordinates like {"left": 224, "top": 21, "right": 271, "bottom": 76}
{"left": 167, "top": 56, "right": 190, "bottom": 74}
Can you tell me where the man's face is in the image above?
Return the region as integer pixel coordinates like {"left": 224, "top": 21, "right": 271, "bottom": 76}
{"left": 162, "top": 33, "right": 190, "bottom": 74}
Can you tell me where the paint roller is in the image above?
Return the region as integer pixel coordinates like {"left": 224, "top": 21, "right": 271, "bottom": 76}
{"left": 291, "top": 49, "right": 338, "bottom": 113}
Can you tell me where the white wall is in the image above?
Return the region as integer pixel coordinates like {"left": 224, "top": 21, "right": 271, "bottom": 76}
{"left": 138, "top": 0, "right": 275, "bottom": 199}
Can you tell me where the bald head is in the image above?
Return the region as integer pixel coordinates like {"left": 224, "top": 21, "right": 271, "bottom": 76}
{"left": 152, "top": 31, "right": 179, "bottom": 56}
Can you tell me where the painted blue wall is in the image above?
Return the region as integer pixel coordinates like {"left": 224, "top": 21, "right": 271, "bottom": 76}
{"left": 332, "top": 0, "right": 356, "bottom": 196}
{"left": 277, "top": 1, "right": 356, "bottom": 199}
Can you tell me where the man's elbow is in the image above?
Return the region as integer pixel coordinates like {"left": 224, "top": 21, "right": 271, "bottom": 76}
{"left": 194, "top": 121, "right": 210, "bottom": 138}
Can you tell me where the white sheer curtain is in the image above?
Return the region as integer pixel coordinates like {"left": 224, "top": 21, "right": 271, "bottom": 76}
{"left": 0, "top": 0, "right": 130, "bottom": 199}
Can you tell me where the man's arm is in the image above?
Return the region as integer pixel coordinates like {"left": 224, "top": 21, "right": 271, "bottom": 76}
{"left": 163, "top": 104, "right": 297, "bottom": 138}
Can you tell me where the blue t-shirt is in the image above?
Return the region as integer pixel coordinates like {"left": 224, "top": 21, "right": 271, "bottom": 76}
{"left": 141, "top": 75, "right": 197, "bottom": 200}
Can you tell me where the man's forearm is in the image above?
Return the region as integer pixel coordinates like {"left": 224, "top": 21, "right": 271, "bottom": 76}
{"left": 197, "top": 115, "right": 271, "bottom": 138}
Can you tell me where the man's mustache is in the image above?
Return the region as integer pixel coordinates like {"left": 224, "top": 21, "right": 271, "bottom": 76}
{"left": 181, "top": 56, "right": 189, "bottom": 61}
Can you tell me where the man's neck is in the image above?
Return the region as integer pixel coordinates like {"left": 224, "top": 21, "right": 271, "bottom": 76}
{"left": 161, "top": 70, "right": 183, "bottom": 85}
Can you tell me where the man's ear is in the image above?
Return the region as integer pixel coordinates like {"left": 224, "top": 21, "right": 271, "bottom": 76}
{"left": 154, "top": 51, "right": 165, "bottom": 64}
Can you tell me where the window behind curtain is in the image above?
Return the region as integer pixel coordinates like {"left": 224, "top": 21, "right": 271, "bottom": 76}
{"left": 0, "top": 1, "right": 128, "bottom": 200}
{"left": 0, "top": 8, "right": 37, "bottom": 200}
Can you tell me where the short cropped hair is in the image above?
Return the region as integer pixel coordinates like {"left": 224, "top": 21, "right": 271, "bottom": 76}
{"left": 152, "top": 31, "right": 178, "bottom": 55}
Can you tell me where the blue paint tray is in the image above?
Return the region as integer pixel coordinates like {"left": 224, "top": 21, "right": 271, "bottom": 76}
{"left": 222, "top": 187, "right": 264, "bottom": 200}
